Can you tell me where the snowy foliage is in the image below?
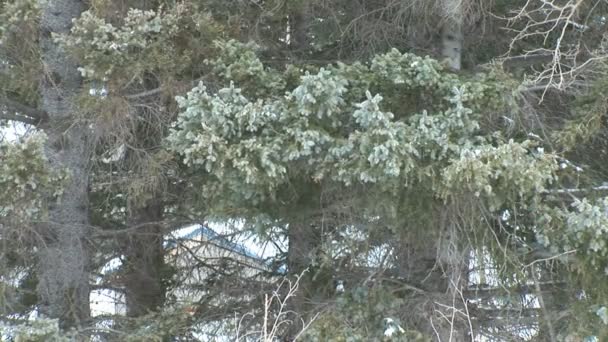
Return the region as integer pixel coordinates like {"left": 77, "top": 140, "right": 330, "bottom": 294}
{"left": 0, "top": 318, "right": 71, "bottom": 342}
{"left": 4, "top": 0, "right": 608, "bottom": 339}
{"left": 168, "top": 41, "right": 525, "bottom": 203}
{"left": 56, "top": 4, "right": 219, "bottom": 84}
{"left": 0, "top": 134, "right": 66, "bottom": 228}
{"left": 440, "top": 140, "right": 558, "bottom": 210}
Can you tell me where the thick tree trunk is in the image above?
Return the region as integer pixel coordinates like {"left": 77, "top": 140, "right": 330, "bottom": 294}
{"left": 122, "top": 201, "right": 165, "bottom": 317}
{"left": 396, "top": 229, "right": 446, "bottom": 293}
{"left": 36, "top": 0, "right": 91, "bottom": 329}
{"left": 436, "top": 217, "right": 468, "bottom": 341}
{"left": 396, "top": 229, "right": 453, "bottom": 339}
{"left": 395, "top": 205, "right": 468, "bottom": 341}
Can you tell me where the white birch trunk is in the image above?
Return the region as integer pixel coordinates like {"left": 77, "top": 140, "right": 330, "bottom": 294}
{"left": 441, "top": 0, "right": 464, "bottom": 71}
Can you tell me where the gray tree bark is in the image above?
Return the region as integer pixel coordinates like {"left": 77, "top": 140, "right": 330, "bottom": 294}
{"left": 396, "top": 213, "right": 468, "bottom": 341}
{"left": 36, "top": 0, "right": 91, "bottom": 330}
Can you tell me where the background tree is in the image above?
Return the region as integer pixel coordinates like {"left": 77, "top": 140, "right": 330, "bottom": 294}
{"left": 2, "top": 0, "right": 608, "bottom": 341}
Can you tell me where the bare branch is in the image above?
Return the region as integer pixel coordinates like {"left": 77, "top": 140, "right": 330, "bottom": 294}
{"left": 503, "top": 0, "right": 604, "bottom": 100}
{"left": 501, "top": 54, "right": 554, "bottom": 70}
{"left": 0, "top": 112, "right": 38, "bottom": 125}
{"left": 0, "top": 97, "right": 48, "bottom": 125}
{"left": 124, "top": 87, "right": 163, "bottom": 100}
{"left": 124, "top": 76, "right": 205, "bottom": 100}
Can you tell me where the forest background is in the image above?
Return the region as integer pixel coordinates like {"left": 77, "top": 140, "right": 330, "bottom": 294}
{"left": 2, "top": 0, "right": 608, "bottom": 341}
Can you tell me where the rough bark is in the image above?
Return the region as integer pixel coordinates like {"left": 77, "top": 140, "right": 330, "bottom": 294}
{"left": 36, "top": 0, "right": 91, "bottom": 329}
{"left": 122, "top": 201, "right": 166, "bottom": 317}
{"left": 396, "top": 214, "right": 468, "bottom": 341}
{"left": 436, "top": 217, "right": 468, "bottom": 341}
{"left": 396, "top": 229, "right": 446, "bottom": 293}
{"left": 285, "top": 221, "right": 322, "bottom": 340}
{"left": 395, "top": 229, "right": 447, "bottom": 338}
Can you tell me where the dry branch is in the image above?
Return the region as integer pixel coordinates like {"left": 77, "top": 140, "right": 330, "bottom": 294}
{"left": 0, "top": 97, "right": 48, "bottom": 126}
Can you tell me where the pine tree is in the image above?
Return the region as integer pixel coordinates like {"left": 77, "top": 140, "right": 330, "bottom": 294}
{"left": 2, "top": 0, "right": 608, "bottom": 340}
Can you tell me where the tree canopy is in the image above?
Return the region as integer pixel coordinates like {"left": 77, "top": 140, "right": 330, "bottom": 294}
{"left": 2, "top": 0, "right": 608, "bottom": 341}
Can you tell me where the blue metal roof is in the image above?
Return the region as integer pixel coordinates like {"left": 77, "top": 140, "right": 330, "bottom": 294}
{"left": 98, "top": 225, "right": 282, "bottom": 278}
{"left": 164, "top": 225, "right": 266, "bottom": 263}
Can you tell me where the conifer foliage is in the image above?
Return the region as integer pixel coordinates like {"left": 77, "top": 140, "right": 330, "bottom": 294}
{"left": 2, "top": 0, "right": 608, "bottom": 340}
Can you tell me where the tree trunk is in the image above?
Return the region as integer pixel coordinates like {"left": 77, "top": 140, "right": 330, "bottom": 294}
{"left": 287, "top": 221, "right": 315, "bottom": 309}
{"left": 36, "top": 0, "right": 91, "bottom": 330}
{"left": 283, "top": 7, "right": 320, "bottom": 340}
{"left": 286, "top": 220, "right": 332, "bottom": 340}
{"left": 441, "top": 0, "right": 464, "bottom": 71}
{"left": 437, "top": 2, "right": 468, "bottom": 339}
{"left": 436, "top": 216, "right": 468, "bottom": 341}
{"left": 289, "top": 1, "right": 310, "bottom": 57}
{"left": 122, "top": 201, "right": 166, "bottom": 317}
{"left": 395, "top": 208, "right": 468, "bottom": 340}
{"left": 396, "top": 228, "right": 455, "bottom": 339}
